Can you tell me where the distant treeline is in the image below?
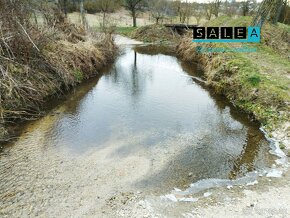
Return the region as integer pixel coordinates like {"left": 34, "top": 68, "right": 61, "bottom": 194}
{"left": 54, "top": 0, "right": 289, "bottom": 25}
{"left": 57, "top": 0, "right": 122, "bottom": 14}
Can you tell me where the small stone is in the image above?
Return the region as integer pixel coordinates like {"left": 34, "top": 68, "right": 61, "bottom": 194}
{"left": 188, "top": 172, "right": 193, "bottom": 177}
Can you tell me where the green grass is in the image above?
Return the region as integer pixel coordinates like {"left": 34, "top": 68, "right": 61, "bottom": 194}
{"left": 94, "top": 26, "right": 137, "bottom": 37}
{"left": 200, "top": 16, "right": 290, "bottom": 131}
{"left": 115, "top": 27, "right": 137, "bottom": 37}
{"left": 74, "top": 70, "right": 84, "bottom": 82}
{"left": 205, "top": 16, "right": 252, "bottom": 27}
{"left": 278, "top": 22, "right": 290, "bottom": 33}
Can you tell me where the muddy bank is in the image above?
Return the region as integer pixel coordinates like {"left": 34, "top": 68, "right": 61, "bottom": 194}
{"left": 176, "top": 17, "right": 290, "bottom": 153}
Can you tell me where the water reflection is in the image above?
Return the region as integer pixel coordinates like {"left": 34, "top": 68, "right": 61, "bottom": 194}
{"left": 7, "top": 46, "right": 275, "bottom": 189}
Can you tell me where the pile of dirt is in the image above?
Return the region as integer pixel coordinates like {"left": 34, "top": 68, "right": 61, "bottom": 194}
{"left": 0, "top": 1, "right": 117, "bottom": 142}
{"left": 130, "top": 24, "right": 179, "bottom": 43}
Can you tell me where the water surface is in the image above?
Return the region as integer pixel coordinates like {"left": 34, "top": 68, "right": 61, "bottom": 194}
{"left": 0, "top": 45, "right": 275, "bottom": 216}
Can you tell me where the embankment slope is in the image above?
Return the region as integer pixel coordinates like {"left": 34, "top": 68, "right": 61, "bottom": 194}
{"left": 0, "top": 9, "right": 117, "bottom": 142}
{"left": 177, "top": 16, "right": 290, "bottom": 151}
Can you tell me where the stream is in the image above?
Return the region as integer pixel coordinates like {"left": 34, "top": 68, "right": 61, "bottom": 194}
{"left": 0, "top": 45, "right": 276, "bottom": 217}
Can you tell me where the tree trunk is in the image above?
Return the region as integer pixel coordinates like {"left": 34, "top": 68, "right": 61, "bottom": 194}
{"left": 64, "top": 0, "right": 68, "bottom": 17}
{"left": 132, "top": 10, "right": 137, "bottom": 27}
{"left": 156, "top": 17, "right": 159, "bottom": 24}
{"left": 80, "top": 0, "right": 87, "bottom": 29}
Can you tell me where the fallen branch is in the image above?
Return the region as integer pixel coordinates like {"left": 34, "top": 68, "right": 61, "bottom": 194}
{"left": 16, "top": 21, "right": 40, "bottom": 52}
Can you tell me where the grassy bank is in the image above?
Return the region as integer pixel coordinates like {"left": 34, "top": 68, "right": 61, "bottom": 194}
{"left": 0, "top": 4, "right": 117, "bottom": 142}
{"left": 177, "top": 16, "right": 290, "bottom": 149}
{"left": 121, "top": 24, "right": 180, "bottom": 43}
{"left": 115, "top": 27, "right": 137, "bottom": 37}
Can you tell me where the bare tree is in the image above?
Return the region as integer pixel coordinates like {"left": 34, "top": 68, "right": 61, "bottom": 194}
{"left": 148, "top": 0, "right": 169, "bottom": 24}
{"left": 204, "top": 2, "right": 214, "bottom": 20}
{"left": 281, "top": 0, "right": 290, "bottom": 23}
{"left": 123, "top": 0, "right": 144, "bottom": 27}
{"left": 64, "top": 0, "right": 68, "bottom": 17}
{"left": 242, "top": 1, "right": 250, "bottom": 16}
{"left": 212, "top": 0, "right": 222, "bottom": 18}
{"left": 223, "top": 0, "right": 238, "bottom": 17}
{"left": 175, "top": 0, "right": 192, "bottom": 24}
{"left": 95, "top": 0, "right": 119, "bottom": 27}
{"left": 193, "top": 4, "right": 203, "bottom": 25}
{"left": 80, "top": 0, "right": 88, "bottom": 29}
{"left": 241, "top": 0, "right": 258, "bottom": 16}
{"left": 56, "top": 0, "right": 68, "bottom": 17}
{"left": 253, "top": 0, "right": 284, "bottom": 26}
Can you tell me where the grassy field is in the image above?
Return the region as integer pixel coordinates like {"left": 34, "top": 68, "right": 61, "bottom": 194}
{"left": 67, "top": 9, "right": 208, "bottom": 30}
{"left": 68, "top": 9, "right": 153, "bottom": 29}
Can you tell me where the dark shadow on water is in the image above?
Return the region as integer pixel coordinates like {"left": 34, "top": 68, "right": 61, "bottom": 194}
{"left": 130, "top": 46, "right": 274, "bottom": 193}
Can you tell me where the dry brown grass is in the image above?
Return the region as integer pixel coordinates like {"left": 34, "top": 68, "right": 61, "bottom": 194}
{"left": 130, "top": 24, "right": 179, "bottom": 43}
{"left": 0, "top": 1, "right": 117, "bottom": 142}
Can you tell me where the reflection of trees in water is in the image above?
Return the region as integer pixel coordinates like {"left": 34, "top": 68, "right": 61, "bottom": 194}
{"left": 110, "top": 66, "right": 119, "bottom": 84}
{"left": 131, "top": 51, "right": 140, "bottom": 97}
{"left": 108, "top": 50, "right": 152, "bottom": 104}
{"left": 60, "top": 76, "right": 102, "bottom": 115}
